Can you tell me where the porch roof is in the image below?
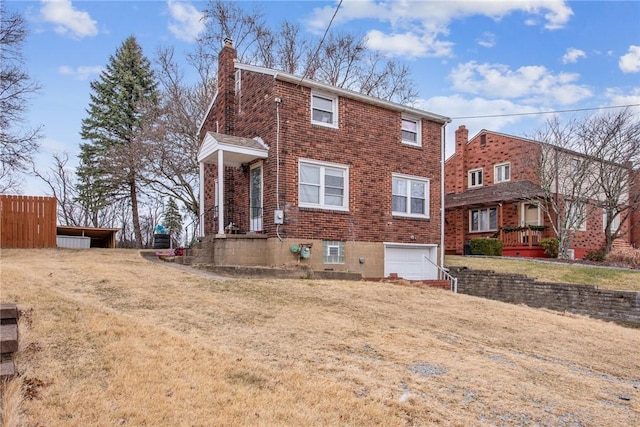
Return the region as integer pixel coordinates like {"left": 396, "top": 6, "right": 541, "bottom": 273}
{"left": 197, "top": 131, "right": 269, "bottom": 167}
{"left": 445, "top": 180, "right": 544, "bottom": 209}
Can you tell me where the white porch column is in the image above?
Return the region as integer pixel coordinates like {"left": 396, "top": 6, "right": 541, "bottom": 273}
{"left": 217, "top": 150, "right": 225, "bottom": 235}
{"left": 199, "top": 162, "right": 205, "bottom": 236}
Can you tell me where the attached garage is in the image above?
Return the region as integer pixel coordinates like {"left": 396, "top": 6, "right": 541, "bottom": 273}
{"left": 384, "top": 243, "right": 438, "bottom": 280}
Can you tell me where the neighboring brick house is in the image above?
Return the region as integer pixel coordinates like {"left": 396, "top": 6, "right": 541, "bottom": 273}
{"left": 196, "top": 40, "right": 451, "bottom": 280}
{"left": 444, "top": 125, "right": 633, "bottom": 259}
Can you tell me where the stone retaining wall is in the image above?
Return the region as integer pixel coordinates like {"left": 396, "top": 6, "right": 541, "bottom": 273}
{"left": 448, "top": 267, "right": 640, "bottom": 325}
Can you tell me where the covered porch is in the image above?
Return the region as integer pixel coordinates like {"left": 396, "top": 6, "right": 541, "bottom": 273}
{"left": 197, "top": 131, "right": 269, "bottom": 237}
{"left": 445, "top": 181, "right": 549, "bottom": 257}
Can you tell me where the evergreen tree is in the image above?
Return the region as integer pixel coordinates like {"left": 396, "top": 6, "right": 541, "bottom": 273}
{"left": 77, "top": 35, "right": 159, "bottom": 247}
{"left": 163, "top": 197, "right": 183, "bottom": 246}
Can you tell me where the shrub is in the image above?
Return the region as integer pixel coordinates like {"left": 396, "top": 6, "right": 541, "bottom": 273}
{"left": 469, "top": 238, "right": 503, "bottom": 256}
{"left": 584, "top": 249, "right": 606, "bottom": 262}
{"left": 539, "top": 238, "right": 559, "bottom": 258}
{"left": 606, "top": 247, "right": 640, "bottom": 269}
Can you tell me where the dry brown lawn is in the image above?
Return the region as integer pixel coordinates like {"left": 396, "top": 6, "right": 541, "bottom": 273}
{"left": 1, "top": 248, "right": 639, "bottom": 426}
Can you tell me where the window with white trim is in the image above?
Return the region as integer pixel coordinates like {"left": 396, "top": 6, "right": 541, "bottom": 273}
{"left": 468, "top": 168, "right": 483, "bottom": 188}
{"left": 298, "top": 159, "right": 348, "bottom": 210}
{"left": 470, "top": 207, "right": 497, "bottom": 232}
{"left": 311, "top": 92, "right": 338, "bottom": 128}
{"left": 392, "top": 174, "right": 430, "bottom": 218}
{"left": 603, "top": 209, "right": 620, "bottom": 231}
{"left": 323, "top": 241, "right": 345, "bottom": 264}
{"left": 234, "top": 69, "right": 241, "bottom": 94}
{"left": 494, "top": 162, "right": 510, "bottom": 183}
{"left": 401, "top": 115, "right": 421, "bottom": 146}
{"left": 567, "top": 201, "right": 586, "bottom": 231}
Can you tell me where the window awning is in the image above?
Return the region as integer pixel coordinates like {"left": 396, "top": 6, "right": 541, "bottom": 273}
{"left": 197, "top": 132, "right": 268, "bottom": 167}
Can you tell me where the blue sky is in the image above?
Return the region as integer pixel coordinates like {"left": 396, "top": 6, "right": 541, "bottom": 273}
{"left": 6, "top": 0, "right": 640, "bottom": 196}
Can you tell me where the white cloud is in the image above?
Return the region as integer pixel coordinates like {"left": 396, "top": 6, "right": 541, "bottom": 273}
{"left": 477, "top": 32, "right": 495, "bottom": 48}
{"left": 619, "top": 45, "right": 640, "bottom": 73}
{"left": 40, "top": 0, "right": 98, "bottom": 38}
{"left": 307, "top": 0, "right": 572, "bottom": 58}
{"left": 58, "top": 65, "right": 103, "bottom": 80}
{"left": 416, "top": 95, "right": 541, "bottom": 157}
{"left": 562, "top": 48, "right": 586, "bottom": 64}
{"left": 605, "top": 87, "right": 640, "bottom": 116}
{"left": 365, "top": 30, "right": 453, "bottom": 58}
{"left": 167, "top": 0, "right": 204, "bottom": 43}
{"left": 449, "top": 61, "right": 592, "bottom": 105}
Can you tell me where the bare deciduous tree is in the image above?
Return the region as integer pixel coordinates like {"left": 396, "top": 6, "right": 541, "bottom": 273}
{"left": 143, "top": 46, "right": 216, "bottom": 227}
{"left": 199, "top": 0, "right": 418, "bottom": 104}
{"left": 578, "top": 108, "right": 640, "bottom": 253}
{"left": 1, "top": 7, "right": 42, "bottom": 192}
{"left": 527, "top": 110, "right": 640, "bottom": 257}
{"left": 32, "top": 152, "right": 85, "bottom": 226}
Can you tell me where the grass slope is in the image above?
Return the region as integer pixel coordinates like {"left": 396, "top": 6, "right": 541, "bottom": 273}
{"left": 446, "top": 255, "right": 640, "bottom": 291}
{"left": 1, "top": 249, "right": 638, "bottom": 426}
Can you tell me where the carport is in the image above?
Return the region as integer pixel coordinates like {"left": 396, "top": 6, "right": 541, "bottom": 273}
{"left": 56, "top": 226, "right": 119, "bottom": 248}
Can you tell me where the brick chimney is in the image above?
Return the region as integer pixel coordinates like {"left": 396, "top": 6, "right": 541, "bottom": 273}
{"left": 454, "top": 125, "right": 468, "bottom": 193}
{"left": 216, "top": 37, "right": 237, "bottom": 134}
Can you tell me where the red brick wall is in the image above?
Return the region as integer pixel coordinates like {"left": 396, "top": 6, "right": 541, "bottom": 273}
{"left": 267, "top": 80, "right": 443, "bottom": 244}
{"left": 631, "top": 169, "right": 640, "bottom": 248}
{"left": 200, "top": 47, "right": 444, "bottom": 245}
{"left": 443, "top": 127, "right": 621, "bottom": 257}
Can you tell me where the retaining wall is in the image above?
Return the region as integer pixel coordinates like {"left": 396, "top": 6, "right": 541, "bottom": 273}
{"left": 448, "top": 267, "right": 640, "bottom": 325}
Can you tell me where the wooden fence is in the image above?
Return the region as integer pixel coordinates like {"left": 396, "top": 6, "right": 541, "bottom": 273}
{"left": 0, "top": 195, "right": 57, "bottom": 248}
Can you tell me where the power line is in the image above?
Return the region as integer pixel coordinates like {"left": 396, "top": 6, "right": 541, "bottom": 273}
{"left": 299, "top": 0, "right": 343, "bottom": 84}
{"left": 451, "top": 103, "right": 640, "bottom": 120}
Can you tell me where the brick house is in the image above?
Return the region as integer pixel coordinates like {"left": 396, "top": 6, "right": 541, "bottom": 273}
{"left": 444, "top": 125, "right": 633, "bottom": 259}
{"left": 196, "top": 40, "right": 451, "bottom": 280}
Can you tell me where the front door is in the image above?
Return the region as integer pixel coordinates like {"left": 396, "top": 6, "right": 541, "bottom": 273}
{"left": 250, "top": 164, "right": 263, "bottom": 232}
{"left": 522, "top": 203, "right": 540, "bottom": 226}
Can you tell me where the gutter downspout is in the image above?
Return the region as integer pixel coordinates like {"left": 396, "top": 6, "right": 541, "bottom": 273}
{"left": 440, "top": 120, "right": 452, "bottom": 290}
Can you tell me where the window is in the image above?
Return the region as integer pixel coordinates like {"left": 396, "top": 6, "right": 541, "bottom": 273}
{"left": 494, "top": 162, "right": 510, "bottom": 183}
{"left": 470, "top": 207, "right": 497, "bottom": 232}
{"left": 468, "top": 168, "right": 483, "bottom": 188}
{"left": 392, "top": 174, "right": 430, "bottom": 218}
{"left": 298, "top": 159, "right": 348, "bottom": 210}
{"left": 603, "top": 209, "right": 620, "bottom": 231}
{"left": 323, "top": 241, "right": 345, "bottom": 264}
{"left": 571, "top": 158, "right": 581, "bottom": 174}
{"left": 311, "top": 92, "right": 338, "bottom": 128}
{"left": 401, "top": 116, "right": 421, "bottom": 146}
{"left": 566, "top": 201, "right": 586, "bottom": 231}
{"left": 234, "top": 69, "right": 241, "bottom": 94}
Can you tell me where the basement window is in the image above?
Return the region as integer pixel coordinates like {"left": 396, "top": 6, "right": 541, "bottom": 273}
{"left": 323, "top": 241, "right": 345, "bottom": 264}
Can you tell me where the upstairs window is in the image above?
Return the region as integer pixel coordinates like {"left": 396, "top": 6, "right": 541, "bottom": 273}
{"left": 494, "top": 162, "right": 510, "bottom": 183}
{"left": 468, "top": 168, "right": 483, "bottom": 188}
{"left": 401, "top": 116, "right": 421, "bottom": 146}
{"left": 299, "top": 159, "right": 348, "bottom": 210}
{"left": 311, "top": 92, "right": 338, "bottom": 128}
{"left": 392, "top": 174, "right": 430, "bottom": 218}
{"left": 571, "top": 158, "right": 581, "bottom": 174}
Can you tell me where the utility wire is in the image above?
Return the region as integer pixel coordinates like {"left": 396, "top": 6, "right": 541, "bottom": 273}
{"left": 451, "top": 103, "right": 640, "bottom": 120}
{"left": 299, "top": 0, "right": 343, "bottom": 84}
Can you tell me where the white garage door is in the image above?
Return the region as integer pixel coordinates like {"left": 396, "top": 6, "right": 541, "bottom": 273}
{"left": 384, "top": 244, "right": 438, "bottom": 280}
